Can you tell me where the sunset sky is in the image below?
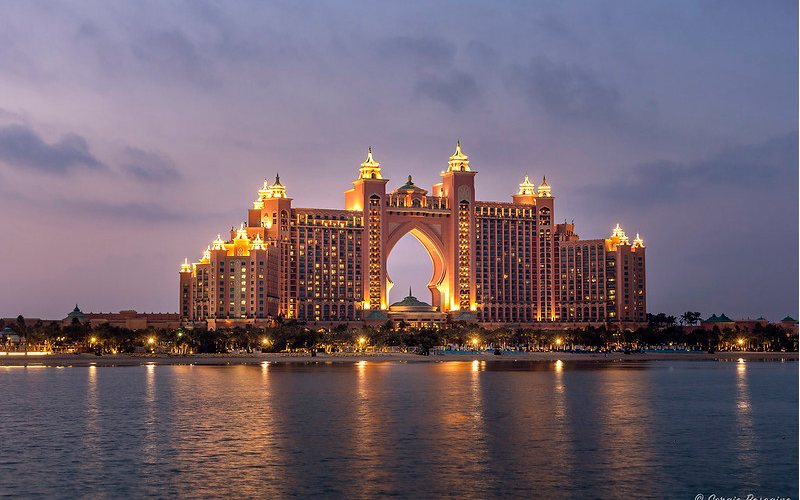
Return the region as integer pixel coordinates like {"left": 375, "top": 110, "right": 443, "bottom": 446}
{"left": 0, "top": 1, "right": 796, "bottom": 320}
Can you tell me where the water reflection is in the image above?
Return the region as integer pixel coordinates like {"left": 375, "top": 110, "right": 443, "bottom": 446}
{"left": 81, "top": 365, "right": 101, "bottom": 480}
{"left": 735, "top": 361, "right": 758, "bottom": 485}
{"left": 0, "top": 361, "right": 795, "bottom": 498}
{"left": 352, "top": 361, "right": 385, "bottom": 497}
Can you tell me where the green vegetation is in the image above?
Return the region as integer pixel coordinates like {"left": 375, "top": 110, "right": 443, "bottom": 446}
{"left": 1, "top": 313, "right": 796, "bottom": 354}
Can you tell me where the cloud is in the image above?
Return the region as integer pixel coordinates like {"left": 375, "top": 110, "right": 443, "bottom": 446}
{"left": 414, "top": 71, "right": 479, "bottom": 112}
{"left": 122, "top": 147, "right": 181, "bottom": 183}
{"left": 509, "top": 56, "right": 622, "bottom": 124}
{"left": 584, "top": 133, "right": 798, "bottom": 207}
{"left": 59, "top": 198, "right": 238, "bottom": 223}
{"left": 0, "top": 124, "right": 104, "bottom": 173}
{"left": 131, "top": 29, "right": 212, "bottom": 84}
{"left": 376, "top": 36, "right": 456, "bottom": 67}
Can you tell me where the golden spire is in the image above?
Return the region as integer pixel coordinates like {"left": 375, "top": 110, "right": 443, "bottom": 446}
{"left": 200, "top": 245, "right": 211, "bottom": 263}
{"left": 257, "top": 178, "right": 271, "bottom": 200}
{"left": 518, "top": 173, "right": 536, "bottom": 196}
{"left": 359, "top": 147, "right": 383, "bottom": 179}
{"left": 251, "top": 233, "right": 266, "bottom": 250}
{"left": 180, "top": 257, "right": 191, "bottom": 273}
{"left": 537, "top": 175, "right": 551, "bottom": 197}
{"left": 212, "top": 234, "right": 226, "bottom": 250}
{"left": 448, "top": 140, "right": 470, "bottom": 172}
{"left": 610, "top": 223, "right": 629, "bottom": 245}
{"left": 268, "top": 173, "right": 286, "bottom": 198}
{"left": 633, "top": 233, "right": 645, "bottom": 248}
{"left": 236, "top": 222, "right": 248, "bottom": 239}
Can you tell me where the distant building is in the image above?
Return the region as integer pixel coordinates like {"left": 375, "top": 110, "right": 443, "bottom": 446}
{"left": 62, "top": 306, "right": 181, "bottom": 330}
{"left": 179, "top": 143, "right": 648, "bottom": 329}
{"left": 780, "top": 316, "right": 799, "bottom": 334}
{"left": 699, "top": 313, "right": 798, "bottom": 334}
{"left": 701, "top": 313, "right": 736, "bottom": 330}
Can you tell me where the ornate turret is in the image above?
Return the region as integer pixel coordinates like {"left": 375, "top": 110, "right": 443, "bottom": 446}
{"left": 180, "top": 257, "right": 192, "bottom": 273}
{"left": 447, "top": 140, "right": 471, "bottom": 172}
{"left": 200, "top": 245, "right": 211, "bottom": 263}
{"left": 235, "top": 222, "right": 248, "bottom": 239}
{"left": 251, "top": 233, "right": 266, "bottom": 250}
{"left": 255, "top": 174, "right": 287, "bottom": 201}
{"left": 518, "top": 174, "right": 536, "bottom": 196}
{"left": 268, "top": 174, "right": 286, "bottom": 198}
{"left": 212, "top": 234, "right": 226, "bottom": 250}
{"left": 632, "top": 233, "right": 645, "bottom": 249}
{"left": 538, "top": 176, "right": 551, "bottom": 197}
{"left": 359, "top": 147, "right": 382, "bottom": 179}
{"left": 608, "top": 223, "right": 630, "bottom": 246}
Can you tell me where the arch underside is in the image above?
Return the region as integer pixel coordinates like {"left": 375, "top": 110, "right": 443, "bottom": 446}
{"left": 385, "top": 221, "right": 448, "bottom": 310}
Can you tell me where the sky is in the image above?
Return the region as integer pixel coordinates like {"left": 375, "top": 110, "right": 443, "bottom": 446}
{"left": 0, "top": 0, "right": 796, "bottom": 320}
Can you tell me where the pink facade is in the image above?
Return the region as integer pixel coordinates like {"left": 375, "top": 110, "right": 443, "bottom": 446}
{"left": 179, "top": 144, "right": 648, "bottom": 328}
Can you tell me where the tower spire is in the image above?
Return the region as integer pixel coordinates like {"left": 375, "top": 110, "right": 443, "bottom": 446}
{"left": 359, "top": 146, "right": 382, "bottom": 179}
{"left": 518, "top": 173, "right": 536, "bottom": 196}
{"left": 538, "top": 175, "right": 551, "bottom": 197}
{"left": 448, "top": 140, "right": 470, "bottom": 172}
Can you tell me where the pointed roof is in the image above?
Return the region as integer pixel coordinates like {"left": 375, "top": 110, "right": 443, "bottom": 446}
{"left": 395, "top": 175, "right": 427, "bottom": 193}
{"left": 235, "top": 222, "right": 248, "bottom": 239}
{"left": 251, "top": 233, "right": 266, "bottom": 250}
{"left": 609, "top": 223, "right": 630, "bottom": 245}
{"left": 212, "top": 234, "right": 226, "bottom": 250}
{"left": 362, "top": 147, "right": 379, "bottom": 167}
{"left": 781, "top": 315, "right": 798, "bottom": 323}
{"left": 390, "top": 292, "right": 432, "bottom": 308}
{"left": 536, "top": 175, "right": 551, "bottom": 197}
{"left": 518, "top": 174, "right": 536, "bottom": 196}
{"left": 359, "top": 146, "right": 383, "bottom": 179}
{"left": 448, "top": 140, "right": 471, "bottom": 172}
{"left": 67, "top": 305, "right": 85, "bottom": 320}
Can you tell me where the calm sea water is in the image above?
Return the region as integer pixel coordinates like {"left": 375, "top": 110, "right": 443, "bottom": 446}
{"left": 0, "top": 359, "right": 796, "bottom": 499}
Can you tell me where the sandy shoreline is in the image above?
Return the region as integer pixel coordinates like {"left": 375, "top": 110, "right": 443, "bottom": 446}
{"left": 0, "top": 351, "right": 795, "bottom": 367}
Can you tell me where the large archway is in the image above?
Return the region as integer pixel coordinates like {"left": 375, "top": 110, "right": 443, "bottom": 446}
{"left": 384, "top": 221, "right": 448, "bottom": 310}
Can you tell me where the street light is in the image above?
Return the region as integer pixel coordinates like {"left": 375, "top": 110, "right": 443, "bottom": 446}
{"left": 471, "top": 337, "right": 479, "bottom": 351}
{"left": 737, "top": 338, "right": 745, "bottom": 350}
{"left": 90, "top": 337, "right": 97, "bottom": 344}
{"left": 555, "top": 338, "right": 563, "bottom": 350}
{"left": 147, "top": 337, "right": 155, "bottom": 345}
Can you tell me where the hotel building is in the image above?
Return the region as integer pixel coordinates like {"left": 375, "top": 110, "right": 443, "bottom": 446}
{"left": 179, "top": 144, "right": 646, "bottom": 329}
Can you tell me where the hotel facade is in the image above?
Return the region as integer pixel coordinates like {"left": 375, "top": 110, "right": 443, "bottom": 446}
{"left": 179, "top": 144, "right": 646, "bottom": 329}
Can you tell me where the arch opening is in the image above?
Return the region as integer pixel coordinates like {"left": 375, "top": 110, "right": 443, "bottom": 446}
{"left": 385, "top": 223, "right": 447, "bottom": 311}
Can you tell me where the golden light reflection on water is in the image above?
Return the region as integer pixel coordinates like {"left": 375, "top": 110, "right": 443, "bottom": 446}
{"left": 432, "top": 361, "right": 489, "bottom": 490}
{"left": 82, "top": 365, "right": 101, "bottom": 478}
{"left": 597, "top": 366, "right": 659, "bottom": 487}
{"left": 143, "top": 364, "right": 157, "bottom": 464}
{"left": 735, "top": 361, "right": 758, "bottom": 484}
{"left": 354, "top": 361, "right": 377, "bottom": 487}
{"left": 0, "top": 361, "right": 795, "bottom": 498}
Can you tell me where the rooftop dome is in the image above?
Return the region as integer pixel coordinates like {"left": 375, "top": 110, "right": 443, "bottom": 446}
{"left": 390, "top": 288, "right": 437, "bottom": 312}
{"left": 395, "top": 175, "right": 427, "bottom": 193}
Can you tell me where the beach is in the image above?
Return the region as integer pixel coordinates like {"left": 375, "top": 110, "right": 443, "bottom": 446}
{"left": 0, "top": 350, "right": 795, "bottom": 367}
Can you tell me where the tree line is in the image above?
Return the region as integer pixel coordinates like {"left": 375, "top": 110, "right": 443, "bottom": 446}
{"left": 1, "top": 312, "right": 796, "bottom": 354}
